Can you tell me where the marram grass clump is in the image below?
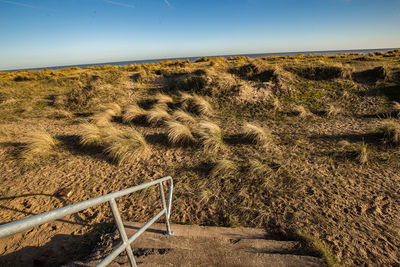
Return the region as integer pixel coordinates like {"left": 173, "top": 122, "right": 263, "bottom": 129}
{"left": 21, "top": 131, "right": 60, "bottom": 162}
{"left": 242, "top": 123, "right": 273, "bottom": 147}
{"left": 122, "top": 103, "right": 147, "bottom": 123}
{"left": 104, "top": 128, "right": 148, "bottom": 165}
{"left": 210, "top": 159, "right": 238, "bottom": 178}
{"left": 196, "top": 121, "right": 225, "bottom": 154}
{"left": 380, "top": 120, "right": 400, "bottom": 145}
{"left": 166, "top": 120, "right": 195, "bottom": 145}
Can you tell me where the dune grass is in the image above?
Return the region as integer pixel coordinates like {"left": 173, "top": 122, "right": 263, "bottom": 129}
{"left": 122, "top": 103, "right": 147, "bottom": 123}
{"left": 104, "top": 128, "right": 148, "bottom": 165}
{"left": 172, "top": 109, "right": 196, "bottom": 124}
{"left": 196, "top": 121, "right": 225, "bottom": 154}
{"left": 181, "top": 93, "right": 213, "bottom": 116}
{"left": 242, "top": 123, "right": 273, "bottom": 147}
{"left": 155, "top": 93, "right": 174, "bottom": 104}
{"left": 357, "top": 142, "right": 368, "bottom": 164}
{"left": 21, "top": 131, "right": 60, "bottom": 162}
{"left": 380, "top": 120, "right": 400, "bottom": 145}
{"left": 146, "top": 107, "right": 171, "bottom": 126}
{"left": 210, "top": 159, "right": 238, "bottom": 178}
{"left": 327, "top": 104, "right": 342, "bottom": 116}
{"left": 293, "top": 105, "right": 310, "bottom": 118}
{"left": 166, "top": 120, "right": 195, "bottom": 145}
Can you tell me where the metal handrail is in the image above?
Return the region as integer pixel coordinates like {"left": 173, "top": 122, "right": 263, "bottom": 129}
{"left": 0, "top": 176, "right": 174, "bottom": 267}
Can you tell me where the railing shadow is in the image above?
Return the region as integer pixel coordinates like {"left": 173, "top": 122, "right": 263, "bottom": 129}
{"left": 0, "top": 222, "right": 114, "bottom": 267}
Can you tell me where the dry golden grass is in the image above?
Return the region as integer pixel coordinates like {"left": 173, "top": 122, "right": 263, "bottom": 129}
{"left": 172, "top": 109, "right": 196, "bottom": 124}
{"left": 357, "top": 143, "right": 368, "bottom": 165}
{"left": 122, "top": 103, "right": 147, "bottom": 123}
{"left": 181, "top": 93, "right": 213, "bottom": 116}
{"left": 80, "top": 123, "right": 105, "bottom": 147}
{"left": 100, "top": 103, "right": 122, "bottom": 116}
{"left": 155, "top": 93, "right": 174, "bottom": 104}
{"left": 380, "top": 120, "right": 400, "bottom": 145}
{"left": 271, "top": 97, "right": 282, "bottom": 112}
{"left": 249, "top": 158, "right": 273, "bottom": 178}
{"left": 166, "top": 120, "right": 195, "bottom": 145}
{"left": 196, "top": 121, "right": 225, "bottom": 154}
{"left": 91, "top": 111, "right": 113, "bottom": 126}
{"left": 242, "top": 123, "right": 273, "bottom": 147}
{"left": 327, "top": 104, "right": 342, "bottom": 116}
{"left": 146, "top": 107, "right": 171, "bottom": 126}
{"left": 210, "top": 159, "right": 237, "bottom": 178}
{"left": 294, "top": 105, "right": 310, "bottom": 118}
{"left": 21, "top": 131, "right": 59, "bottom": 162}
{"left": 104, "top": 128, "right": 148, "bottom": 165}
{"left": 392, "top": 101, "right": 400, "bottom": 116}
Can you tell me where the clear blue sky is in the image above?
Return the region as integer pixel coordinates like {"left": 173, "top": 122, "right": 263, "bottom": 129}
{"left": 0, "top": 0, "right": 399, "bottom": 70}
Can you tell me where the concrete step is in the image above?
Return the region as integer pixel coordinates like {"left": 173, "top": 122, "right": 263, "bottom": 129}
{"left": 72, "top": 222, "right": 324, "bottom": 267}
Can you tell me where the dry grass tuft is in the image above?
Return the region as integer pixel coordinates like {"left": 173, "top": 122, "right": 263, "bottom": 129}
{"left": 172, "top": 109, "right": 196, "bottom": 124}
{"left": 210, "top": 159, "right": 237, "bottom": 178}
{"left": 271, "top": 97, "right": 282, "bottom": 112}
{"left": 357, "top": 143, "right": 368, "bottom": 165}
{"left": 242, "top": 123, "right": 273, "bottom": 147}
{"left": 21, "top": 131, "right": 59, "bottom": 162}
{"left": 91, "top": 111, "right": 114, "bottom": 126}
{"left": 166, "top": 120, "right": 195, "bottom": 145}
{"left": 100, "top": 103, "right": 122, "bottom": 117}
{"left": 249, "top": 158, "right": 273, "bottom": 178}
{"left": 181, "top": 93, "right": 213, "bottom": 116}
{"left": 155, "top": 93, "right": 174, "bottom": 104}
{"left": 104, "top": 129, "right": 148, "bottom": 165}
{"left": 196, "top": 121, "right": 225, "bottom": 154}
{"left": 391, "top": 101, "right": 400, "bottom": 116}
{"left": 327, "top": 104, "right": 342, "bottom": 116}
{"left": 294, "top": 105, "right": 310, "bottom": 118}
{"left": 80, "top": 123, "right": 105, "bottom": 147}
{"left": 146, "top": 107, "right": 171, "bottom": 126}
{"left": 122, "top": 103, "right": 147, "bottom": 123}
{"left": 380, "top": 120, "right": 400, "bottom": 145}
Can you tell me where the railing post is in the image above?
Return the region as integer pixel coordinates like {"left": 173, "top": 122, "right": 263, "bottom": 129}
{"left": 167, "top": 180, "right": 173, "bottom": 220}
{"left": 159, "top": 182, "right": 173, "bottom": 235}
{"left": 109, "top": 198, "right": 137, "bottom": 267}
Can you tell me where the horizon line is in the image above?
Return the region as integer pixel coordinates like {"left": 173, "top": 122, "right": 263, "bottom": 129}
{"left": 2, "top": 47, "right": 399, "bottom": 72}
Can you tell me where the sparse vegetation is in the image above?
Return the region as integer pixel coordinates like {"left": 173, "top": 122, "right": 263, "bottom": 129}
{"left": 2, "top": 50, "right": 400, "bottom": 266}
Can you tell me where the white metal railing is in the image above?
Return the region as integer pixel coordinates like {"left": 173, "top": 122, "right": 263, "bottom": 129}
{"left": 0, "top": 176, "right": 174, "bottom": 267}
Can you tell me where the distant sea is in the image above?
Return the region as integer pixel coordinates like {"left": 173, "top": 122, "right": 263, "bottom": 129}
{"left": 3, "top": 48, "right": 399, "bottom": 72}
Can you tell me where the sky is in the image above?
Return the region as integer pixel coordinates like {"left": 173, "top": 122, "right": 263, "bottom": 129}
{"left": 0, "top": 0, "right": 399, "bottom": 70}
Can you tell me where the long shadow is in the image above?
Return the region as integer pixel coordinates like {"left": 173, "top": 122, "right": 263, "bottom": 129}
{"left": 0, "top": 192, "right": 88, "bottom": 226}
{"left": 0, "top": 222, "right": 114, "bottom": 267}
{"left": 144, "top": 133, "right": 169, "bottom": 147}
{"left": 56, "top": 134, "right": 111, "bottom": 163}
{"left": 0, "top": 141, "right": 25, "bottom": 157}
{"left": 357, "top": 111, "right": 399, "bottom": 119}
{"left": 224, "top": 134, "right": 253, "bottom": 145}
{"left": 312, "top": 132, "right": 383, "bottom": 145}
